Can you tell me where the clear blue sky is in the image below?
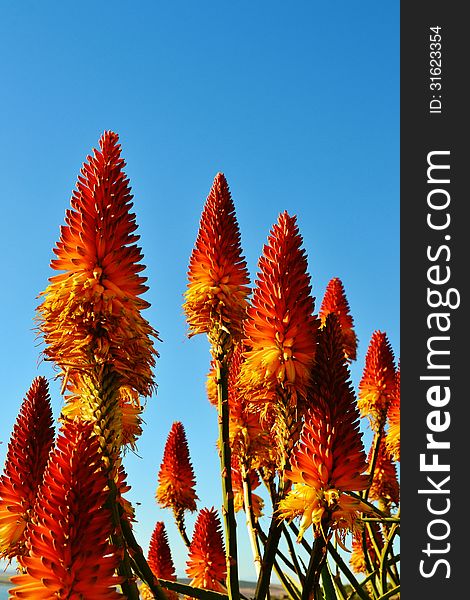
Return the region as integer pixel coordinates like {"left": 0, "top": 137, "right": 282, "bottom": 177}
{"left": 0, "top": 1, "right": 399, "bottom": 582}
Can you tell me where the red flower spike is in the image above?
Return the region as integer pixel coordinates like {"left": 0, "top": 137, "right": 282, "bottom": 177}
{"left": 156, "top": 422, "right": 198, "bottom": 513}
{"left": 386, "top": 365, "right": 400, "bottom": 462}
{"left": 147, "top": 522, "right": 177, "bottom": 600}
{"left": 10, "top": 419, "right": 123, "bottom": 598}
{"left": 279, "top": 315, "right": 370, "bottom": 540}
{"left": 319, "top": 277, "right": 357, "bottom": 361}
{"left": 186, "top": 507, "right": 227, "bottom": 592}
{"left": 358, "top": 331, "right": 396, "bottom": 431}
{"left": 240, "top": 211, "right": 318, "bottom": 409}
{"left": 37, "top": 131, "right": 159, "bottom": 397}
{"left": 184, "top": 172, "right": 250, "bottom": 343}
{"left": 0, "top": 377, "right": 54, "bottom": 559}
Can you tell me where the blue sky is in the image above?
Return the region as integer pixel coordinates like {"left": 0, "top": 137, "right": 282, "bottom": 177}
{"left": 0, "top": 1, "right": 399, "bottom": 582}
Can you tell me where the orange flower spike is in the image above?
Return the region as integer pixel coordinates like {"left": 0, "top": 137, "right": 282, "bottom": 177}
{"left": 350, "top": 522, "right": 384, "bottom": 574}
{"left": 186, "top": 507, "right": 227, "bottom": 592}
{"left": 386, "top": 364, "right": 400, "bottom": 462}
{"left": 279, "top": 315, "right": 370, "bottom": 540}
{"left": 37, "top": 131, "right": 158, "bottom": 397}
{"left": 184, "top": 172, "right": 250, "bottom": 344}
{"left": 143, "top": 522, "right": 178, "bottom": 600}
{"left": 319, "top": 277, "right": 357, "bottom": 361}
{"left": 10, "top": 420, "right": 123, "bottom": 599}
{"left": 0, "top": 377, "right": 54, "bottom": 559}
{"left": 240, "top": 211, "right": 318, "bottom": 408}
{"left": 156, "top": 422, "right": 198, "bottom": 513}
{"left": 358, "top": 331, "right": 396, "bottom": 431}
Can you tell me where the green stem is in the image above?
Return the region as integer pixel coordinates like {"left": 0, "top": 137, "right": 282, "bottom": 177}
{"left": 283, "top": 524, "right": 306, "bottom": 584}
{"left": 363, "top": 431, "right": 383, "bottom": 503}
{"left": 376, "top": 586, "right": 400, "bottom": 600}
{"left": 321, "top": 563, "right": 338, "bottom": 600}
{"left": 272, "top": 560, "right": 301, "bottom": 600}
{"left": 158, "top": 579, "right": 229, "bottom": 600}
{"left": 379, "top": 523, "right": 400, "bottom": 591}
{"left": 326, "top": 542, "right": 371, "bottom": 600}
{"left": 301, "top": 535, "right": 328, "bottom": 600}
{"left": 242, "top": 465, "right": 263, "bottom": 576}
{"left": 216, "top": 359, "right": 240, "bottom": 600}
{"left": 256, "top": 522, "right": 299, "bottom": 575}
{"left": 174, "top": 506, "right": 191, "bottom": 548}
{"left": 118, "top": 500, "right": 168, "bottom": 600}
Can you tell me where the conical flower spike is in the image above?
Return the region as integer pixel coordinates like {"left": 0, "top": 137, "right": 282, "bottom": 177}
{"left": 240, "top": 211, "right": 318, "bottom": 412}
{"left": 279, "top": 315, "right": 370, "bottom": 541}
{"left": 156, "top": 422, "right": 198, "bottom": 546}
{"left": 386, "top": 364, "right": 400, "bottom": 462}
{"left": 140, "top": 522, "right": 178, "bottom": 600}
{"left": 184, "top": 172, "right": 250, "bottom": 350}
{"left": 358, "top": 331, "right": 396, "bottom": 431}
{"left": 319, "top": 277, "right": 357, "bottom": 361}
{"left": 186, "top": 507, "right": 227, "bottom": 592}
{"left": 10, "top": 419, "right": 123, "bottom": 599}
{"left": 0, "top": 377, "right": 54, "bottom": 559}
{"left": 37, "top": 130, "right": 159, "bottom": 397}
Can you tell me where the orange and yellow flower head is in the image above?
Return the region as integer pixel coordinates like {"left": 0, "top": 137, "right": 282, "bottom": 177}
{"left": 184, "top": 172, "right": 250, "bottom": 345}
{"left": 0, "top": 377, "right": 54, "bottom": 559}
{"left": 156, "top": 422, "right": 198, "bottom": 513}
{"left": 319, "top": 277, "right": 357, "bottom": 361}
{"left": 186, "top": 507, "right": 227, "bottom": 592}
{"left": 10, "top": 419, "right": 123, "bottom": 599}
{"left": 358, "top": 331, "right": 396, "bottom": 431}
{"left": 279, "top": 315, "right": 370, "bottom": 540}
{"left": 386, "top": 365, "right": 400, "bottom": 462}
{"left": 240, "top": 211, "right": 318, "bottom": 409}
{"left": 37, "top": 131, "right": 158, "bottom": 397}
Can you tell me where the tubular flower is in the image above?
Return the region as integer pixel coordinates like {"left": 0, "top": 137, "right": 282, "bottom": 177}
{"left": 10, "top": 419, "right": 123, "bottom": 599}
{"left": 36, "top": 130, "right": 159, "bottom": 398}
{"left": 240, "top": 211, "right": 318, "bottom": 412}
{"left": 186, "top": 507, "right": 227, "bottom": 592}
{"left": 368, "top": 441, "right": 400, "bottom": 513}
{"left": 350, "top": 522, "right": 384, "bottom": 574}
{"left": 386, "top": 365, "right": 400, "bottom": 462}
{"left": 183, "top": 172, "right": 250, "bottom": 349}
{"left": 278, "top": 315, "right": 370, "bottom": 541}
{"left": 156, "top": 422, "right": 198, "bottom": 514}
{"left": 62, "top": 381, "right": 144, "bottom": 452}
{"left": 319, "top": 277, "right": 357, "bottom": 361}
{"left": 0, "top": 377, "right": 54, "bottom": 559}
{"left": 358, "top": 331, "right": 396, "bottom": 431}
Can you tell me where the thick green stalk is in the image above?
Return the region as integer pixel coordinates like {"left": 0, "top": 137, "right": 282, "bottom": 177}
{"left": 118, "top": 501, "right": 168, "bottom": 600}
{"left": 326, "top": 542, "right": 372, "bottom": 600}
{"left": 301, "top": 535, "right": 328, "bottom": 600}
{"left": 158, "top": 579, "right": 229, "bottom": 600}
{"left": 174, "top": 506, "right": 191, "bottom": 548}
{"left": 241, "top": 466, "right": 262, "bottom": 576}
{"left": 216, "top": 359, "right": 240, "bottom": 600}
